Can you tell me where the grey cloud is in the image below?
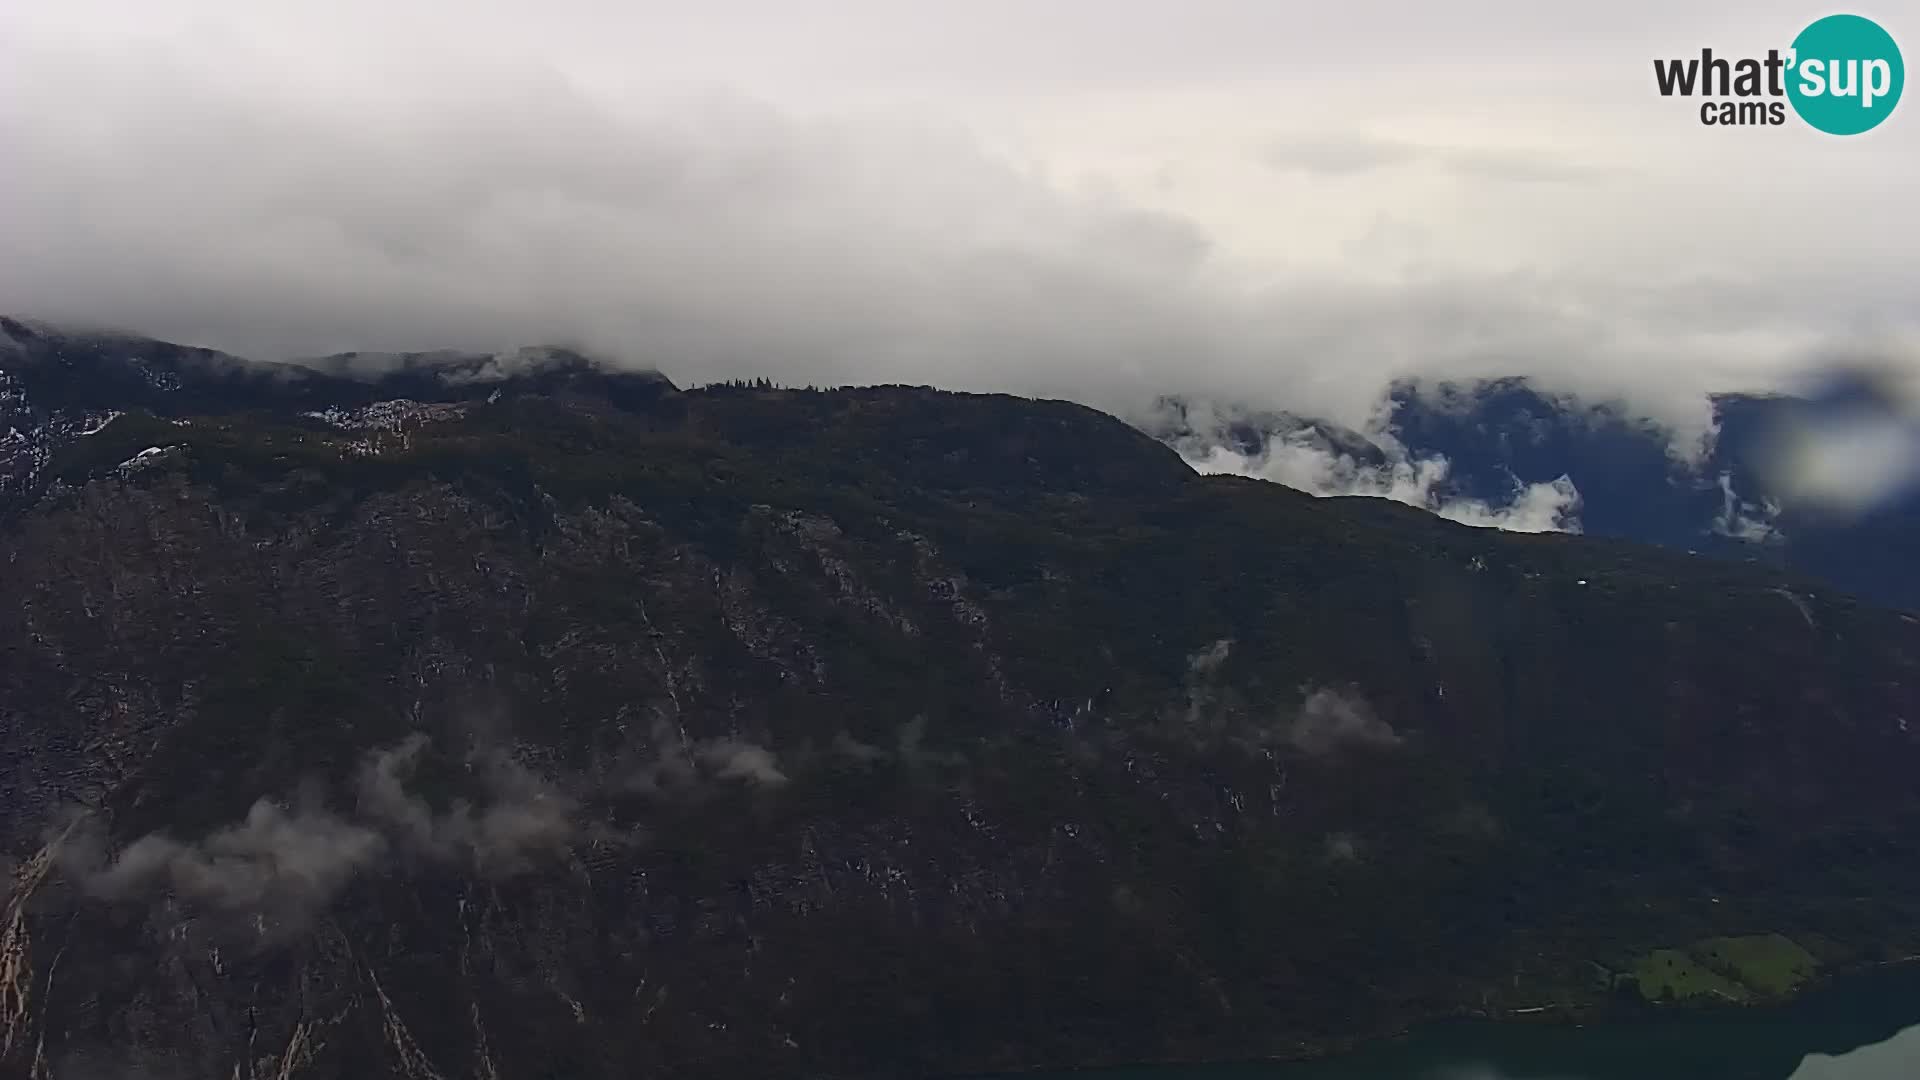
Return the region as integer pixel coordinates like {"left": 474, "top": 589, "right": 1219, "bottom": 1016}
{"left": 355, "top": 733, "right": 439, "bottom": 851}
{"left": 0, "top": 1, "right": 1687, "bottom": 102}
{"left": 2, "top": 2, "right": 1913, "bottom": 448}
{"left": 0, "top": 59, "right": 1236, "bottom": 411}
{"left": 70, "top": 800, "right": 386, "bottom": 921}
{"left": 356, "top": 735, "right": 579, "bottom": 875}
{"left": 1260, "top": 133, "right": 1616, "bottom": 184}
{"left": 1178, "top": 639, "right": 1236, "bottom": 730}
{"left": 58, "top": 733, "right": 580, "bottom": 923}
{"left": 696, "top": 739, "right": 790, "bottom": 787}
{"left": 1286, "top": 688, "right": 1402, "bottom": 755}
{"left": 625, "top": 717, "right": 702, "bottom": 796}
{"left": 1187, "top": 638, "right": 1233, "bottom": 676}
{"left": 1174, "top": 639, "right": 1245, "bottom": 737}
{"left": 1443, "top": 148, "right": 1618, "bottom": 186}
{"left": 1259, "top": 134, "right": 1424, "bottom": 177}
{"left": 1712, "top": 472, "right": 1783, "bottom": 543}
{"left": 1188, "top": 437, "right": 1585, "bottom": 534}
{"left": 627, "top": 716, "right": 789, "bottom": 793}
{"left": 832, "top": 732, "right": 890, "bottom": 764}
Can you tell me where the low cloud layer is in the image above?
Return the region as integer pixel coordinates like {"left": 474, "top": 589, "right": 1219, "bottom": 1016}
{"left": 1286, "top": 688, "right": 1404, "bottom": 755}
{"left": 3, "top": 1, "right": 1915, "bottom": 444}
{"left": 695, "top": 739, "right": 791, "bottom": 787}
{"left": 57, "top": 734, "right": 580, "bottom": 924}
{"left": 1185, "top": 438, "right": 1583, "bottom": 533}
{"left": 1712, "top": 472, "right": 1781, "bottom": 543}
{"left": 357, "top": 734, "right": 578, "bottom": 876}
{"left": 627, "top": 716, "right": 789, "bottom": 794}
{"left": 81, "top": 800, "right": 383, "bottom": 918}
{"left": 1261, "top": 132, "right": 1615, "bottom": 185}
{"left": 1187, "top": 638, "right": 1233, "bottom": 677}
{"left": 1179, "top": 638, "right": 1237, "bottom": 731}
{"left": 1174, "top": 644, "right": 1402, "bottom": 757}
{"left": 1162, "top": 401, "right": 1584, "bottom": 533}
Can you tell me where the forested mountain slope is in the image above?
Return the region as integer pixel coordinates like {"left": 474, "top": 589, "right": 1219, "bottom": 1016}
{"left": 3, "top": 322, "right": 1918, "bottom": 1078}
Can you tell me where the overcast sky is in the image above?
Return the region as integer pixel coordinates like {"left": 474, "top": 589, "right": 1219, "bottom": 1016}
{"left": 2, "top": 0, "right": 1915, "bottom": 436}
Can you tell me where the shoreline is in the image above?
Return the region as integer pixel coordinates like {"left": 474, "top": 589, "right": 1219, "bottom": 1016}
{"left": 964, "top": 953, "right": 1920, "bottom": 1079}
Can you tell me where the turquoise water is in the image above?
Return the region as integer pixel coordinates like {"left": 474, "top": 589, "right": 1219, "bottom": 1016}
{"left": 1014, "top": 966, "right": 1920, "bottom": 1080}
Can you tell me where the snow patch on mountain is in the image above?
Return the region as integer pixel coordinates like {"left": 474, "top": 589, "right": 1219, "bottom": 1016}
{"left": 302, "top": 400, "right": 470, "bottom": 433}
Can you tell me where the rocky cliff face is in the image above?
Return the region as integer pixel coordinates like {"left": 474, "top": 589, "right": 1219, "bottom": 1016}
{"left": 4, "top": 324, "right": 1920, "bottom": 1079}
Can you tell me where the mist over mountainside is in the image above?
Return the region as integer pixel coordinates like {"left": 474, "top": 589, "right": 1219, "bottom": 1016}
{"left": 3, "top": 319, "right": 1920, "bottom": 1079}
{"left": 1143, "top": 374, "right": 1920, "bottom": 612}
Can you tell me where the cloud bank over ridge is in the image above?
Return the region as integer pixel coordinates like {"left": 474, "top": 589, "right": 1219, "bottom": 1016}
{"left": 3, "top": 1, "right": 1915, "bottom": 452}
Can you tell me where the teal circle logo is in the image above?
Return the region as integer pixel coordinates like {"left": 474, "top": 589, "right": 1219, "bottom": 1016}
{"left": 1786, "top": 14, "right": 1904, "bottom": 134}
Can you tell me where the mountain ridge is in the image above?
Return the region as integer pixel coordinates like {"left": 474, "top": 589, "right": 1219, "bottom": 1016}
{"left": 3, "top": 320, "right": 1919, "bottom": 1078}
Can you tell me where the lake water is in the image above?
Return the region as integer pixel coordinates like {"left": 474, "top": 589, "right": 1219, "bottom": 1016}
{"left": 1015, "top": 965, "right": 1920, "bottom": 1080}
